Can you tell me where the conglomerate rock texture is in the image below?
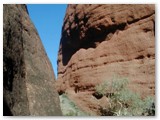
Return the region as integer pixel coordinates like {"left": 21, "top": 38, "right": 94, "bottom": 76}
{"left": 3, "top": 4, "right": 62, "bottom": 116}
{"left": 56, "top": 4, "right": 155, "bottom": 115}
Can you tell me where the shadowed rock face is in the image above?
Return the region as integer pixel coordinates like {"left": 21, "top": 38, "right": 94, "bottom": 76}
{"left": 56, "top": 4, "right": 155, "bottom": 115}
{"left": 3, "top": 4, "right": 62, "bottom": 116}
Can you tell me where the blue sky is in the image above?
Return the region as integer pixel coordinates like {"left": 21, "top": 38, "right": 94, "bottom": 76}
{"left": 27, "top": 4, "right": 67, "bottom": 78}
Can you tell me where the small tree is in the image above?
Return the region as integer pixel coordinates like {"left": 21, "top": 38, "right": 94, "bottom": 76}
{"left": 95, "top": 75, "right": 155, "bottom": 116}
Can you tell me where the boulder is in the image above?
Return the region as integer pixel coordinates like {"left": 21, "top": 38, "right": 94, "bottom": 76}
{"left": 3, "top": 4, "right": 62, "bottom": 116}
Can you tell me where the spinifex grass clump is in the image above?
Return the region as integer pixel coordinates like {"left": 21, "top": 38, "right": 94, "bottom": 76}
{"left": 95, "top": 75, "right": 155, "bottom": 116}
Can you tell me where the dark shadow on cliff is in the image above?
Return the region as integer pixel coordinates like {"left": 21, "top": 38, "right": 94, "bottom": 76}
{"left": 3, "top": 57, "right": 14, "bottom": 92}
{"left": 3, "top": 98, "right": 13, "bottom": 116}
{"left": 61, "top": 37, "right": 78, "bottom": 66}
{"left": 61, "top": 23, "right": 126, "bottom": 66}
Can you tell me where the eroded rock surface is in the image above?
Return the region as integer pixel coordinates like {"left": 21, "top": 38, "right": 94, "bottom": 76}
{"left": 3, "top": 4, "right": 62, "bottom": 116}
{"left": 56, "top": 4, "right": 155, "bottom": 115}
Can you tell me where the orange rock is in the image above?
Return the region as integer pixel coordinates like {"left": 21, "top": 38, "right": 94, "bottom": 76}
{"left": 56, "top": 4, "right": 155, "bottom": 115}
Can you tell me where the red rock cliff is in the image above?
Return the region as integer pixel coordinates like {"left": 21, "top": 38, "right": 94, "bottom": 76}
{"left": 56, "top": 4, "right": 155, "bottom": 115}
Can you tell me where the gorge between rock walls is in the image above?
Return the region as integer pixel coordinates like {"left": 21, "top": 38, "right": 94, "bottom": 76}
{"left": 3, "top": 4, "right": 155, "bottom": 116}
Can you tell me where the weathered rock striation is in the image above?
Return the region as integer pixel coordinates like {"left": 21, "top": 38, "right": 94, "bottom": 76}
{"left": 56, "top": 4, "right": 155, "bottom": 115}
{"left": 3, "top": 4, "right": 62, "bottom": 116}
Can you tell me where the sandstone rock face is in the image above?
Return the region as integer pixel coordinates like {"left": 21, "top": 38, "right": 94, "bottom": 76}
{"left": 3, "top": 4, "right": 62, "bottom": 116}
{"left": 57, "top": 4, "right": 155, "bottom": 115}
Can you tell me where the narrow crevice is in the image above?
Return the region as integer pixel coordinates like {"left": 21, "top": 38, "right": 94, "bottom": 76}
{"left": 92, "top": 92, "right": 103, "bottom": 99}
{"left": 153, "top": 20, "right": 155, "bottom": 36}
{"left": 6, "top": 24, "right": 11, "bottom": 47}
{"left": 127, "top": 13, "right": 155, "bottom": 25}
{"left": 58, "top": 90, "right": 65, "bottom": 95}
{"left": 135, "top": 55, "right": 144, "bottom": 59}
{"left": 147, "top": 54, "right": 151, "bottom": 58}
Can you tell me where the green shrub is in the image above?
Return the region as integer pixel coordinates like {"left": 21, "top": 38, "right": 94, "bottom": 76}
{"left": 60, "top": 94, "right": 89, "bottom": 116}
{"left": 95, "top": 75, "right": 155, "bottom": 116}
{"left": 65, "top": 110, "right": 78, "bottom": 116}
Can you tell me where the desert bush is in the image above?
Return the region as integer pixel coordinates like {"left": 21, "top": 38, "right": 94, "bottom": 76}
{"left": 95, "top": 75, "right": 155, "bottom": 116}
{"left": 60, "top": 94, "right": 89, "bottom": 116}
